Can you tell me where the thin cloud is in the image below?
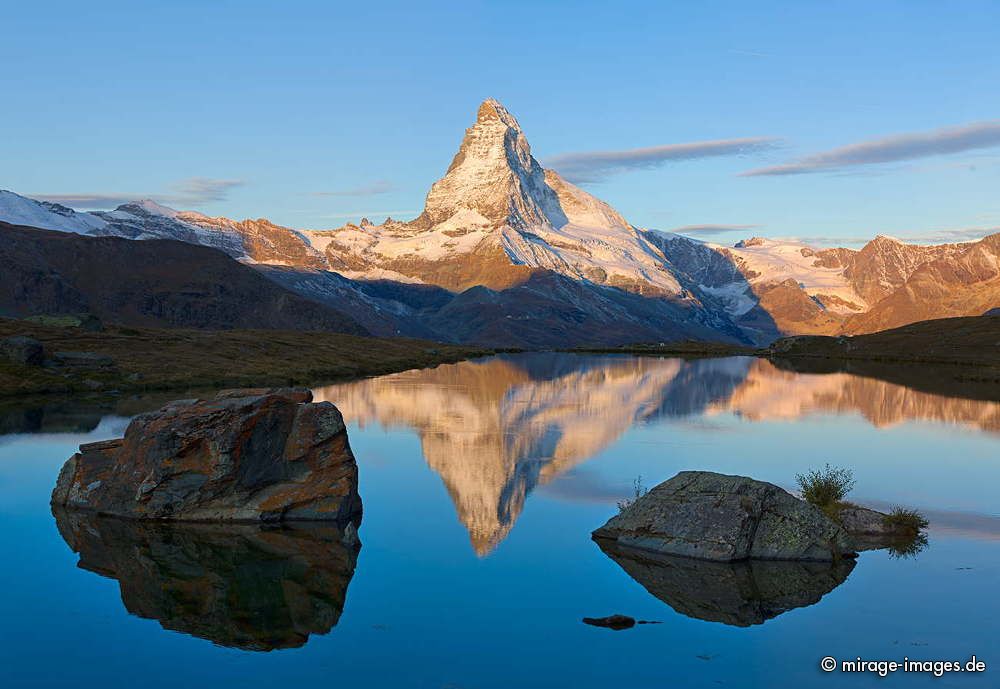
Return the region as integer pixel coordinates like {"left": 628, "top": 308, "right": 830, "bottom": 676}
{"left": 33, "top": 177, "right": 245, "bottom": 210}
{"left": 671, "top": 223, "right": 762, "bottom": 236}
{"left": 32, "top": 193, "right": 144, "bottom": 208}
{"left": 168, "top": 177, "right": 244, "bottom": 203}
{"left": 782, "top": 226, "right": 1000, "bottom": 247}
{"left": 743, "top": 120, "right": 1000, "bottom": 177}
{"left": 546, "top": 137, "right": 781, "bottom": 183}
{"left": 900, "top": 226, "right": 1000, "bottom": 244}
{"left": 310, "top": 180, "right": 394, "bottom": 197}
{"left": 318, "top": 209, "right": 418, "bottom": 219}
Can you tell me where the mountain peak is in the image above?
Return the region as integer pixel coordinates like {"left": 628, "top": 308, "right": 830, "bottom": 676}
{"left": 116, "top": 199, "right": 180, "bottom": 218}
{"left": 476, "top": 98, "right": 520, "bottom": 129}
{"left": 417, "top": 99, "right": 560, "bottom": 230}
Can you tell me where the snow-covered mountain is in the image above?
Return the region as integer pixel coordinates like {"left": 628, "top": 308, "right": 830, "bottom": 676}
{"left": 3, "top": 98, "right": 998, "bottom": 344}
{"left": 0, "top": 190, "right": 108, "bottom": 234}
{"left": 307, "top": 100, "right": 684, "bottom": 297}
{"left": 649, "top": 230, "right": 1000, "bottom": 341}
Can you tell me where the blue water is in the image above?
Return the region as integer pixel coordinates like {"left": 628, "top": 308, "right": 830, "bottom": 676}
{"left": 1, "top": 354, "right": 998, "bottom": 688}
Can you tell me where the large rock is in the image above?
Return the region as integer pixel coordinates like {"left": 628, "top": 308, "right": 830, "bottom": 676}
{"left": 0, "top": 335, "right": 44, "bottom": 366}
{"left": 51, "top": 388, "right": 362, "bottom": 522}
{"left": 592, "top": 471, "right": 855, "bottom": 562}
{"left": 596, "top": 538, "right": 855, "bottom": 627}
{"left": 53, "top": 507, "right": 359, "bottom": 650}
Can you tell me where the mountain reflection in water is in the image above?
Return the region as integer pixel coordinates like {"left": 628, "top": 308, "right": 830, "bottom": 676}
{"left": 314, "top": 354, "right": 1000, "bottom": 555}
{"left": 53, "top": 508, "right": 360, "bottom": 651}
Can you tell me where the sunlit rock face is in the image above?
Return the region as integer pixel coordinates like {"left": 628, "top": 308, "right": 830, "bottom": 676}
{"left": 595, "top": 538, "right": 855, "bottom": 627}
{"left": 53, "top": 508, "right": 360, "bottom": 650}
{"left": 51, "top": 388, "right": 362, "bottom": 522}
{"left": 315, "top": 354, "right": 999, "bottom": 556}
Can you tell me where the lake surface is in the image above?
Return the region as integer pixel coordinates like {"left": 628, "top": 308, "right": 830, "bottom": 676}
{"left": 1, "top": 354, "right": 998, "bottom": 688}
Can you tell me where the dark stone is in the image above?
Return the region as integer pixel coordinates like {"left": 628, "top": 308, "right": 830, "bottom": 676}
{"left": 582, "top": 614, "right": 636, "bottom": 630}
{"left": 51, "top": 388, "right": 362, "bottom": 523}
{"left": 593, "top": 471, "right": 856, "bottom": 562}
{"left": 0, "top": 335, "right": 45, "bottom": 366}
{"left": 52, "top": 351, "right": 115, "bottom": 369}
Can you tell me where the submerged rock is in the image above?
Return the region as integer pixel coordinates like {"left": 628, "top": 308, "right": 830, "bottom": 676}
{"left": 592, "top": 471, "right": 855, "bottom": 562}
{"left": 51, "top": 388, "right": 362, "bottom": 522}
{"left": 53, "top": 507, "right": 359, "bottom": 650}
{"left": 596, "top": 538, "right": 855, "bottom": 627}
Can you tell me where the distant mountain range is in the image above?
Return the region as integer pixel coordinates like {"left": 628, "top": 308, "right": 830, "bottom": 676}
{"left": 2, "top": 99, "right": 998, "bottom": 345}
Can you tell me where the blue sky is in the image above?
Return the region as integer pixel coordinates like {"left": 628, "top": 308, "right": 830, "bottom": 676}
{"left": 3, "top": 0, "right": 1000, "bottom": 245}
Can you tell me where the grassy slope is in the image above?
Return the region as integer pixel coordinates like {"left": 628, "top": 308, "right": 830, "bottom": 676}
{"left": 769, "top": 315, "right": 1000, "bottom": 368}
{"left": 0, "top": 319, "right": 488, "bottom": 398}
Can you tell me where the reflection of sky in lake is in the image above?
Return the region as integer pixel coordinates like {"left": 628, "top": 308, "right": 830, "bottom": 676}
{"left": 0, "top": 354, "right": 997, "bottom": 688}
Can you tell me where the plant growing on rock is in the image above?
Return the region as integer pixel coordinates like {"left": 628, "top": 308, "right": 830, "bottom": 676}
{"left": 883, "top": 505, "right": 929, "bottom": 537}
{"left": 617, "top": 476, "right": 648, "bottom": 513}
{"left": 795, "top": 464, "right": 856, "bottom": 514}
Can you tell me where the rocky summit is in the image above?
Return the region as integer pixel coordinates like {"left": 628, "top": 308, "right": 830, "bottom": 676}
{"left": 592, "top": 471, "right": 855, "bottom": 562}
{"left": 51, "top": 388, "right": 362, "bottom": 522}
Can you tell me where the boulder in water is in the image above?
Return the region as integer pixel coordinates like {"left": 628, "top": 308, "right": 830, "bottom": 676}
{"left": 51, "top": 388, "right": 362, "bottom": 523}
{"left": 592, "top": 471, "right": 855, "bottom": 562}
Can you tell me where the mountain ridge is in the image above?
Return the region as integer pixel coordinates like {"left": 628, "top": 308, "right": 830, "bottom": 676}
{"left": 3, "top": 99, "right": 998, "bottom": 345}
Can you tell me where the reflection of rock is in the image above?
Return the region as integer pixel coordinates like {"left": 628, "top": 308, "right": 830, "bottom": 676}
{"left": 53, "top": 507, "right": 360, "bottom": 650}
{"left": 51, "top": 388, "right": 362, "bottom": 523}
{"left": 582, "top": 614, "right": 636, "bottom": 630}
{"left": 593, "top": 472, "right": 855, "bottom": 561}
{"left": 597, "top": 539, "right": 855, "bottom": 627}
{"left": 0, "top": 402, "right": 107, "bottom": 436}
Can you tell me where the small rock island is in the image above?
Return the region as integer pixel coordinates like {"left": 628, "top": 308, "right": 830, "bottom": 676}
{"left": 51, "top": 388, "right": 362, "bottom": 523}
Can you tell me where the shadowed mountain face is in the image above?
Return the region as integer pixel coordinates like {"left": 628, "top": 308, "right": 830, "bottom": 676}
{"left": 315, "top": 354, "right": 999, "bottom": 555}
{"left": 595, "top": 539, "right": 855, "bottom": 627}
{"left": 53, "top": 508, "right": 360, "bottom": 651}
{"left": 0, "top": 222, "right": 366, "bottom": 334}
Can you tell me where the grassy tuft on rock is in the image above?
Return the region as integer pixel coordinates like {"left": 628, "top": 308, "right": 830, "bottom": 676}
{"left": 883, "top": 505, "right": 930, "bottom": 536}
{"left": 795, "top": 464, "right": 856, "bottom": 510}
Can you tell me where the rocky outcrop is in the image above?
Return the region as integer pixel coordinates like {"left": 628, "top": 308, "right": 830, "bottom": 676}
{"left": 0, "top": 335, "right": 44, "bottom": 366}
{"left": 51, "top": 388, "right": 362, "bottom": 523}
{"left": 596, "top": 538, "right": 855, "bottom": 627}
{"left": 53, "top": 507, "right": 359, "bottom": 650}
{"left": 592, "top": 471, "right": 855, "bottom": 562}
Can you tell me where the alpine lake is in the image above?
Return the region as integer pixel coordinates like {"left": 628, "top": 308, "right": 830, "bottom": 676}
{"left": 1, "top": 353, "right": 997, "bottom": 688}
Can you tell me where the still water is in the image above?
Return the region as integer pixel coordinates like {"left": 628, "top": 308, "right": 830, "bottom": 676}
{"left": 1, "top": 354, "right": 998, "bottom": 688}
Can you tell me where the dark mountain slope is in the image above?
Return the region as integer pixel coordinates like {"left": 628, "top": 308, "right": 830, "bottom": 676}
{"left": 0, "top": 222, "right": 366, "bottom": 334}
